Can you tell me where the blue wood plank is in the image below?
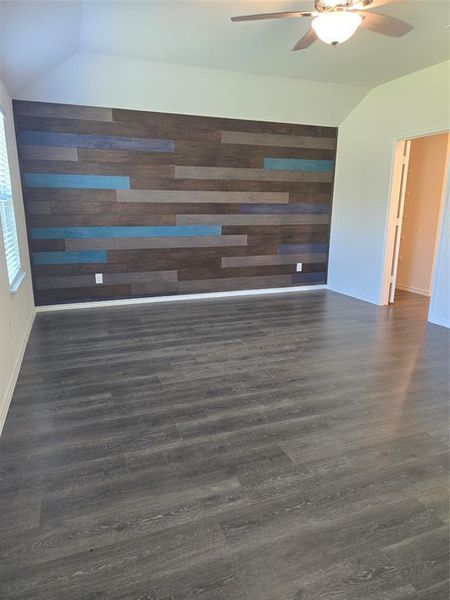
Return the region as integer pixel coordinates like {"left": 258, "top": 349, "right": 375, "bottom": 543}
{"left": 19, "top": 131, "right": 175, "bottom": 153}
{"left": 241, "top": 203, "right": 330, "bottom": 214}
{"left": 264, "top": 158, "right": 334, "bottom": 172}
{"left": 32, "top": 251, "right": 108, "bottom": 265}
{"left": 23, "top": 174, "right": 131, "bottom": 189}
{"left": 30, "top": 225, "right": 222, "bottom": 239}
{"left": 278, "top": 243, "right": 328, "bottom": 255}
{"left": 292, "top": 272, "right": 326, "bottom": 284}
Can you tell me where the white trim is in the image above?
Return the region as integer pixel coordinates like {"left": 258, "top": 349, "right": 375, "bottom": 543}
{"left": 0, "top": 311, "right": 35, "bottom": 436}
{"left": 380, "top": 138, "right": 411, "bottom": 305}
{"left": 35, "top": 284, "right": 327, "bottom": 312}
{"left": 429, "top": 161, "right": 449, "bottom": 294}
{"left": 396, "top": 284, "right": 431, "bottom": 297}
{"left": 381, "top": 130, "right": 450, "bottom": 306}
{"left": 9, "top": 270, "right": 26, "bottom": 295}
{"left": 428, "top": 315, "right": 450, "bottom": 329}
{"left": 396, "top": 127, "right": 450, "bottom": 142}
{"left": 326, "top": 283, "right": 380, "bottom": 305}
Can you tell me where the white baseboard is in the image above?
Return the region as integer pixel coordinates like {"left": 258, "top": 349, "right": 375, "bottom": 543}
{"left": 428, "top": 314, "right": 450, "bottom": 329}
{"left": 326, "top": 283, "right": 380, "bottom": 306}
{"left": 0, "top": 311, "right": 35, "bottom": 436}
{"left": 396, "top": 284, "right": 431, "bottom": 297}
{"left": 35, "top": 284, "right": 327, "bottom": 313}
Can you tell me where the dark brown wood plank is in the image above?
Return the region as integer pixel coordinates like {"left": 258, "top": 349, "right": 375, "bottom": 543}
{"left": 20, "top": 160, "right": 174, "bottom": 179}
{"left": 221, "top": 224, "right": 329, "bottom": 236}
{"left": 177, "top": 263, "right": 325, "bottom": 281}
{"left": 28, "top": 215, "right": 177, "bottom": 227}
{"left": 34, "top": 284, "right": 132, "bottom": 305}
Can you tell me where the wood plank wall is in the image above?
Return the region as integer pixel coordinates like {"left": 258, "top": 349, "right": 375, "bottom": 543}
{"left": 13, "top": 100, "right": 337, "bottom": 305}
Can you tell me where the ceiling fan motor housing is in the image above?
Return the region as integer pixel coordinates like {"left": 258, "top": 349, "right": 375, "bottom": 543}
{"left": 315, "top": 0, "right": 355, "bottom": 10}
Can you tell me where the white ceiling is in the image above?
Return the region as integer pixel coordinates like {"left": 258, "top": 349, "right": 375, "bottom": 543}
{"left": 1, "top": 0, "right": 449, "bottom": 94}
{"left": 0, "top": 1, "right": 81, "bottom": 95}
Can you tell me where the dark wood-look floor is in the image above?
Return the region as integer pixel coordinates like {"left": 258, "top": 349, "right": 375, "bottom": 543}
{"left": 0, "top": 290, "right": 448, "bottom": 599}
{"left": 392, "top": 288, "right": 430, "bottom": 316}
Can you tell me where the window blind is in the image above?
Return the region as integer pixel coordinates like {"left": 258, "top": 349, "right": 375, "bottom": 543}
{"left": 0, "top": 113, "right": 21, "bottom": 286}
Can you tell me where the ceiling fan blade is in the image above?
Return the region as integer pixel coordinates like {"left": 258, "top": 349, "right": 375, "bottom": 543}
{"left": 352, "top": 0, "right": 404, "bottom": 9}
{"left": 359, "top": 11, "right": 413, "bottom": 36}
{"left": 231, "top": 11, "right": 315, "bottom": 23}
{"left": 292, "top": 28, "right": 318, "bottom": 51}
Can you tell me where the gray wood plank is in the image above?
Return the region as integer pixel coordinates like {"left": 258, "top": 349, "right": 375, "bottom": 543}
{"left": 116, "top": 190, "right": 290, "bottom": 203}
{"left": 20, "top": 146, "right": 78, "bottom": 161}
{"left": 221, "top": 130, "right": 336, "bottom": 149}
{"left": 174, "top": 165, "right": 333, "bottom": 182}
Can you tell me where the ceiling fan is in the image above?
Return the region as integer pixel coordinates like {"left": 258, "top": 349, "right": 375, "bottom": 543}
{"left": 231, "top": 0, "right": 413, "bottom": 49}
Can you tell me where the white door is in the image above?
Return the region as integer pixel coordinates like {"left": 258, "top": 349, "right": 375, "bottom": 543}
{"left": 387, "top": 140, "right": 411, "bottom": 304}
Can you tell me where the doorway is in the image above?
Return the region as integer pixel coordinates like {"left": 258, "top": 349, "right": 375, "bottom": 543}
{"left": 383, "top": 131, "right": 450, "bottom": 318}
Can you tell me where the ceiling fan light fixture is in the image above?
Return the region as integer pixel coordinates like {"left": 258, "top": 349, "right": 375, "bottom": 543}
{"left": 311, "top": 11, "right": 362, "bottom": 45}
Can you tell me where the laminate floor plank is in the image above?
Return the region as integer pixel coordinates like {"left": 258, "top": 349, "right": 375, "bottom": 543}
{"left": 0, "top": 289, "right": 448, "bottom": 599}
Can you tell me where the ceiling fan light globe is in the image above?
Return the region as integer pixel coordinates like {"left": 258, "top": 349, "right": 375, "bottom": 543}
{"left": 311, "top": 11, "right": 362, "bottom": 45}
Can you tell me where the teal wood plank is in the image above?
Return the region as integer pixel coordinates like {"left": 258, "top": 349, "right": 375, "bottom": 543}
{"left": 24, "top": 173, "right": 131, "bottom": 189}
{"left": 264, "top": 158, "right": 334, "bottom": 172}
{"left": 31, "top": 226, "right": 222, "bottom": 239}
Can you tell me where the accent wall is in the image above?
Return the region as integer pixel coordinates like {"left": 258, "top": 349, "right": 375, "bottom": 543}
{"left": 14, "top": 100, "right": 337, "bottom": 305}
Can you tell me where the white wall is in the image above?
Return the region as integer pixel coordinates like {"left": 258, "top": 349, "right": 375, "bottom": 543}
{"left": 0, "top": 76, "right": 35, "bottom": 433}
{"left": 429, "top": 164, "right": 450, "bottom": 328}
{"left": 328, "top": 60, "right": 450, "bottom": 306}
{"left": 17, "top": 51, "right": 369, "bottom": 127}
{"left": 397, "top": 133, "right": 449, "bottom": 297}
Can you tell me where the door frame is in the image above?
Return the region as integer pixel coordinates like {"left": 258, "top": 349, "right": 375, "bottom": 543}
{"left": 381, "top": 138, "right": 411, "bottom": 305}
{"left": 381, "top": 129, "right": 450, "bottom": 307}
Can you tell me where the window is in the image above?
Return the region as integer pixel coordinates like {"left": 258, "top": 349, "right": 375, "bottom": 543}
{"left": 0, "top": 112, "right": 21, "bottom": 287}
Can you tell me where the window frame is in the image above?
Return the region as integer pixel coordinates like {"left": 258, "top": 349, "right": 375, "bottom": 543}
{"left": 0, "top": 107, "right": 25, "bottom": 293}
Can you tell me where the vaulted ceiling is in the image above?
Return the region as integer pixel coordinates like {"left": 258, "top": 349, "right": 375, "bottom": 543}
{"left": 1, "top": 0, "right": 449, "bottom": 95}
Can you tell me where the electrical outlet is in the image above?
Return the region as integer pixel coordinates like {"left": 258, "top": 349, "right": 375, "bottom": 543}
{"left": 296, "top": 263, "right": 303, "bottom": 272}
{"left": 95, "top": 273, "right": 103, "bottom": 284}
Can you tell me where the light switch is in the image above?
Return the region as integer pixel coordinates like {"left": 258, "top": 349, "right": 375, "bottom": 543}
{"left": 296, "top": 263, "right": 303, "bottom": 272}
{"left": 95, "top": 273, "right": 103, "bottom": 284}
